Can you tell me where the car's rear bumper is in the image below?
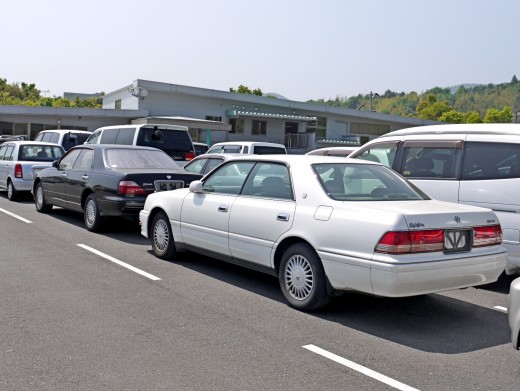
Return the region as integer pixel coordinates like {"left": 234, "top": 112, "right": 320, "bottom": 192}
{"left": 98, "top": 195, "right": 146, "bottom": 217}
{"left": 508, "top": 277, "right": 520, "bottom": 349}
{"left": 320, "top": 250, "right": 507, "bottom": 297}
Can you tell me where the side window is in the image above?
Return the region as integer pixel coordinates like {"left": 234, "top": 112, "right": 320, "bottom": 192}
{"left": 85, "top": 130, "right": 101, "bottom": 144}
{"left": 4, "top": 145, "right": 14, "bottom": 161}
{"left": 49, "top": 133, "right": 60, "bottom": 144}
{"left": 184, "top": 158, "right": 208, "bottom": 174}
{"left": 241, "top": 162, "right": 293, "bottom": 199}
{"left": 72, "top": 149, "right": 94, "bottom": 171}
{"left": 401, "top": 147, "right": 457, "bottom": 179}
{"left": 116, "top": 128, "right": 136, "bottom": 145}
{"left": 34, "top": 133, "right": 43, "bottom": 141}
{"left": 100, "top": 128, "right": 119, "bottom": 144}
{"left": 41, "top": 133, "right": 53, "bottom": 142}
{"left": 58, "top": 149, "right": 82, "bottom": 170}
{"left": 204, "top": 158, "right": 224, "bottom": 173}
{"left": 352, "top": 144, "right": 397, "bottom": 168}
{"left": 202, "top": 162, "right": 255, "bottom": 194}
{"left": 462, "top": 142, "right": 520, "bottom": 180}
{"left": 0, "top": 145, "right": 7, "bottom": 160}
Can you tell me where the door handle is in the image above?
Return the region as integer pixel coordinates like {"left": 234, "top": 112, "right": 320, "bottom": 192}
{"left": 61, "top": 172, "right": 67, "bottom": 177}
{"left": 277, "top": 213, "right": 290, "bottom": 221}
{"left": 82, "top": 175, "right": 89, "bottom": 180}
{"left": 218, "top": 205, "right": 229, "bottom": 213}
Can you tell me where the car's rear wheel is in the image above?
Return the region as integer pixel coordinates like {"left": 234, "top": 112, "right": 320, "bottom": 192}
{"left": 7, "top": 180, "right": 18, "bottom": 201}
{"left": 84, "top": 194, "right": 102, "bottom": 232}
{"left": 279, "top": 243, "right": 331, "bottom": 311}
{"left": 151, "top": 211, "right": 176, "bottom": 259}
{"left": 35, "top": 182, "right": 53, "bottom": 213}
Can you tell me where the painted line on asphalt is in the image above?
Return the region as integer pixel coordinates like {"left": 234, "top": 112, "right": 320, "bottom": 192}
{"left": 77, "top": 244, "right": 161, "bottom": 281}
{"left": 0, "top": 208, "right": 32, "bottom": 223}
{"left": 494, "top": 306, "right": 507, "bottom": 312}
{"left": 303, "top": 344, "right": 420, "bottom": 391}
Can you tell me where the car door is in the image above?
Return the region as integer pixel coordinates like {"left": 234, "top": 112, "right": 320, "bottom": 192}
{"left": 45, "top": 148, "right": 82, "bottom": 207}
{"left": 0, "top": 144, "right": 9, "bottom": 189}
{"left": 180, "top": 161, "right": 255, "bottom": 256}
{"left": 64, "top": 148, "right": 94, "bottom": 210}
{"left": 0, "top": 144, "right": 15, "bottom": 189}
{"left": 228, "top": 162, "right": 296, "bottom": 268}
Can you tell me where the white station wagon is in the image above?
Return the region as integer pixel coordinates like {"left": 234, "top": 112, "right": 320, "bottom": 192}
{"left": 140, "top": 155, "right": 507, "bottom": 311}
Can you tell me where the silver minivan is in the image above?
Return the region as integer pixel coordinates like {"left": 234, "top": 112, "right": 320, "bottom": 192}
{"left": 350, "top": 123, "right": 520, "bottom": 275}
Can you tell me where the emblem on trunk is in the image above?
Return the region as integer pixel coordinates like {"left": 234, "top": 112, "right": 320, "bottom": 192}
{"left": 454, "top": 216, "right": 461, "bottom": 223}
{"left": 167, "top": 175, "right": 172, "bottom": 179}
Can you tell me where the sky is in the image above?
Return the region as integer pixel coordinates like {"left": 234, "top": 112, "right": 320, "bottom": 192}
{"left": 2, "top": 0, "right": 519, "bottom": 102}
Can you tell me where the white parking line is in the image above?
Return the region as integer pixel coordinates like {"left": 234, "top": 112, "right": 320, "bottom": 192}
{"left": 77, "top": 244, "right": 161, "bottom": 281}
{"left": 0, "top": 208, "right": 32, "bottom": 224}
{"left": 494, "top": 306, "right": 507, "bottom": 312}
{"left": 303, "top": 344, "right": 420, "bottom": 391}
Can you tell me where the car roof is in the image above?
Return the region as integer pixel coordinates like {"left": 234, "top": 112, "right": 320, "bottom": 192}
{"left": 210, "top": 141, "right": 286, "bottom": 147}
{"left": 37, "top": 129, "right": 92, "bottom": 134}
{"left": 3, "top": 141, "right": 66, "bottom": 147}
{"left": 380, "top": 123, "right": 520, "bottom": 138}
{"left": 69, "top": 144, "right": 162, "bottom": 152}
{"left": 228, "top": 154, "right": 380, "bottom": 165}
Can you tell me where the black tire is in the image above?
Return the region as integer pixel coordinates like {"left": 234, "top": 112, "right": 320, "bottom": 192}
{"left": 7, "top": 180, "right": 18, "bottom": 201}
{"left": 84, "top": 194, "right": 102, "bottom": 232}
{"left": 34, "top": 182, "right": 53, "bottom": 213}
{"left": 279, "top": 243, "right": 331, "bottom": 311}
{"left": 150, "top": 211, "right": 176, "bottom": 259}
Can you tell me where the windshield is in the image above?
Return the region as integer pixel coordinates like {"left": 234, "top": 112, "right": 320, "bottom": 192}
{"left": 312, "top": 163, "right": 428, "bottom": 201}
{"left": 19, "top": 145, "right": 64, "bottom": 162}
{"left": 104, "top": 148, "right": 181, "bottom": 169}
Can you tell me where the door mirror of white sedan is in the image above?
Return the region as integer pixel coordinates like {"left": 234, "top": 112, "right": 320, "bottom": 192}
{"left": 189, "top": 180, "right": 204, "bottom": 193}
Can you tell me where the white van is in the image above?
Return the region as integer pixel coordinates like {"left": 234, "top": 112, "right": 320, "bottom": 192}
{"left": 349, "top": 123, "right": 520, "bottom": 275}
{"left": 206, "top": 141, "right": 287, "bottom": 155}
{"left": 85, "top": 124, "right": 196, "bottom": 163}
{"left": 34, "top": 129, "right": 92, "bottom": 151}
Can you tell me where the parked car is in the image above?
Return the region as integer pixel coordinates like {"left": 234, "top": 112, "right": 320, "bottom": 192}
{"left": 34, "top": 129, "right": 92, "bottom": 151}
{"left": 33, "top": 144, "right": 202, "bottom": 231}
{"left": 193, "top": 142, "right": 209, "bottom": 155}
{"left": 140, "top": 155, "right": 506, "bottom": 311}
{"left": 349, "top": 123, "right": 520, "bottom": 275}
{"left": 509, "top": 277, "right": 520, "bottom": 349}
{"left": 0, "top": 135, "right": 27, "bottom": 144}
{"left": 183, "top": 153, "right": 239, "bottom": 175}
{"left": 0, "top": 141, "right": 65, "bottom": 200}
{"left": 85, "top": 124, "right": 196, "bottom": 164}
{"left": 206, "top": 141, "right": 287, "bottom": 154}
{"left": 306, "top": 146, "right": 359, "bottom": 157}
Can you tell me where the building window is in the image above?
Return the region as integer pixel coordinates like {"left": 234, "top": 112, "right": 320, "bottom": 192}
{"left": 229, "top": 118, "right": 244, "bottom": 134}
{"left": 206, "top": 115, "right": 222, "bottom": 122}
{"left": 252, "top": 120, "right": 267, "bottom": 135}
{"left": 307, "top": 117, "right": 327, "bottom": 139}
{"left": 115, "top": 99, "right": 122, "bottom": 110}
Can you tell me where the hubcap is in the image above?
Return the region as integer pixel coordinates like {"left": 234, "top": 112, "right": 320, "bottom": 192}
{"left": 7, "top": 183, "right": 13, "bottom": 198}
{"left": 36, "top": 187, "right": 44, "bottom": 207}
{"left": 153, "top": 219, "right": 169, "bottom": 252}
{"left": 284, "top": 255, "right": 313, "bottom": 301}
{"left": 85, "top": 199, "right": 96, "bottom": 226}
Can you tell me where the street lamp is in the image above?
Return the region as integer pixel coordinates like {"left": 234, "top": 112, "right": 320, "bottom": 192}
{"left": 370, "top": 91, "right": 380, "bottom": 112}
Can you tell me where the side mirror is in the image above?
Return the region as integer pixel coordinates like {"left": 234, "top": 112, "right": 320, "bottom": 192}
{"left": 189, "top": 180, "right": 204, "bottom": 193}
{"left": 52, "top": 160, "right": 59, "bottom": 168}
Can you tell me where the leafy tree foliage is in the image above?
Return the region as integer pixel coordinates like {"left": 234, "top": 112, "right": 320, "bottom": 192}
{"left": 229, "top": 85, "right": 263, "bottom": 96}
{"left": 0, "top": 78, "right": 102, "bottom": 108}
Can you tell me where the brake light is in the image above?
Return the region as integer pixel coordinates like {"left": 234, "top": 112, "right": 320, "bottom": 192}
{"left": 473, "top": 224, "right": 502, "bottom": 247}
{"left": 376, "top": 229, "right": 444, "bottom": 254}
{"left": 118, "top": 180, "right": 146, "bottom": 196}
{"left": 185, "top": 152, "right": 196, "bottom": 161}
{"left": 14, "top": 163, "right": 23, "bottom": 178}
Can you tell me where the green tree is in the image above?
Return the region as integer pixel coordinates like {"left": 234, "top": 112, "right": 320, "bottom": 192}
{"left": 439, "top": 110, "right": 465, "bottom": 123}
{"left": 229, "top": 85, "right": 263, "bottom": 96}
{"left": 483, "top": 106, "right": 513, "bottom": 123}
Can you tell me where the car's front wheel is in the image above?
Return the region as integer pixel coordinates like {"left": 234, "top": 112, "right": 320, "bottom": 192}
{"left": 279, "top": 243, "right": 331, "bottom": 311}
{"left": 151, "top": 211, "right": 176, "bottom": 259}
{"left": 84, "top": 194, "right": 102, "bottom": 232}
{"left": 7, "top": 180, "right": 18, "bottom": 201}
{"left": 35, "top": 182, "right": 53, "bottom": 213}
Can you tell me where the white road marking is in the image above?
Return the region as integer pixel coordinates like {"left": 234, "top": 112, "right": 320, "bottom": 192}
{"left": 303, "top": 344, "right": 420, "bottom": 391}
{"left": 77, "top": 244, "right": 161, "bottom": 281}
{"left": 0, "top": 208, "right": 32, "bottom": 223}
{"left": 494, "top": 306, "right": 507, "bottom": 312}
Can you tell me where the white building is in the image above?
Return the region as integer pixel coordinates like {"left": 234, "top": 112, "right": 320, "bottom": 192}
{"left": 0, "top": 79, "right": 439, "bottom": 152}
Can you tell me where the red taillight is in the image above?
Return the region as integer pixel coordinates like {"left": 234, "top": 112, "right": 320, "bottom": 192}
{"left": 118, "top": 180, "right": 146, "bottom": 196}
{"left": 14, "top": 163, "right": 23, "bottom": 178}
{"left": 185, "top": 152, "right": 196, "bottom": 161}
{"left": 376, "top": 229, "right": 444, "bottom": 254}
{"left": 473, "top": 224, "right": 502, "bottom": 247}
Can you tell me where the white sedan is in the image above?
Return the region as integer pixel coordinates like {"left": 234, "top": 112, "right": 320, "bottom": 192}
{"left": 140, "top": 155, "right": 507, "bottom": 311}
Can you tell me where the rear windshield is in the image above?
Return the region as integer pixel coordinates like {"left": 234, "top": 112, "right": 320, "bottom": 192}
{"left": 313, "top": 163, "right": 428, "bottom": 201}
{"left": 19, "top": 145, "right": 64, "bottom": 162}
{"left": 62, "top": 133, "right": 91, "bottom": 151}
{"left": 104, "top": 148, "right": 181, "bottom": 169}
{"left": 253, "top": 146, "right": 287, "bottom": 154}
{"left": 136, "top": 126, "right": 193, "bottom": 152}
